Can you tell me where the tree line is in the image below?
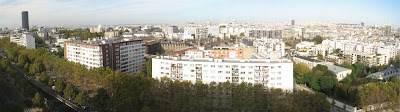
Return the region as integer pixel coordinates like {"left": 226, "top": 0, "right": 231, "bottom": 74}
{"left": 0, "top": 37, "right": 331, "bottom": 111}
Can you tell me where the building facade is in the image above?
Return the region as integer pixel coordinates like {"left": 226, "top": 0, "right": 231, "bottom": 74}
{"left": 64, "top": 38, "right": 145, "bottom": 74}
{"left": 152, "top": 56, "right": 294, "bottom": 92}
{"left": 21, "top": 11, "right": 29, "bottom": 30}
{"left": 10, "top": 34, "right": 35, "bottom": 49}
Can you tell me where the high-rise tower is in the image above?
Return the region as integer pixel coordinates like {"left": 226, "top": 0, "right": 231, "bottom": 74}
{"left": 21, "top": 11, "right": 29, "bottom": 30}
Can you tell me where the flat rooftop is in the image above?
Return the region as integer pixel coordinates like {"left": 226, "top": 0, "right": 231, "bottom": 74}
{"left": 294, "top": 56, "right": 323, "bottom": 63}
{"left": 154, "top": 56, "right": 292, "bottom": 63}
{"left": 327, "top": 65, "right": 351, "bottom": 73}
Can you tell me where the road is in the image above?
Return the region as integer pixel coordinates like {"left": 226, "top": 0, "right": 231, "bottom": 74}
{"left": 0, "top": 47, "right": 85, "bottom": 112}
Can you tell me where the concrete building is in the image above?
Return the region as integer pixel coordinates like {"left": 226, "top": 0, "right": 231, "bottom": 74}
{"left": 291, "top": 20, "right": 295, "bottom": 25}
{"left": 248, "top": 29, "right": 282, "bottom": 39}
{"left": 161, "top": 41, "right": 191, "bottom": 53}
{"left": 384, "top": 25, "right": 391, "bottom": 36}
{"left": 292, "top": 56, "right": 333, "bottom": 69}
{"left": 64, "top": 38, "right": 145, "bottom": 74}
{"left": 104, "top": 31, "right": 120, "bottom": 37}
{"left": 152, "top": 56, "right": 294, "bottom": 92}
{"left": 366, "top": 67, "right": 400, "bottom": 80}
{"left": 10, "top": 34, "right": 35, "bottom": 49}
{"left": 254, "top": 39, "right": 285, "bottom": 59}
{"left": 327, "top": 65, "right": 352, "bottom": 81}
{"left": 21, "top": 11, "right": 29, "bottom": 30}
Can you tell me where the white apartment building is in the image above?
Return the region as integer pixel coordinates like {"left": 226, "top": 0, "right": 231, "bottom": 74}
{"left": 10, "top": 34, "right": 35, "bottom": 49}
{"left": 254, "top": 39, "right": 285, "bottom": 59}
{"left": 152, "top": 56, "right": 294, "bottom": 92}
{"left": 64, "top": 38, "right": 145, "bottom": 74}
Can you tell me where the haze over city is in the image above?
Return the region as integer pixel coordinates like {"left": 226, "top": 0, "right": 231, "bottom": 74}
{"left": 0, "top": 0, "right": 399, "bottom": 28}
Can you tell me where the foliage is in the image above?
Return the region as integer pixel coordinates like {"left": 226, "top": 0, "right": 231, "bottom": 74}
{"left": 0, "top": 102, "right": 24, "bottom": 112}
{"left": 75, "top": 91, "right": 88, "bottom": 105}
{"left": 91, "top": 88, "right": 109, "bottom": 112}
{"left": 59, "top": 29, "right": 104, "bottom": 40}
{"left": 239, "top": 32, "right": 245, "bottom": 37}
{"left": 316, "top": 54, "right": 323, "bottom": 60}
{"left": 293, "top": 63, "right": 311, "bottom": 84}
{"left": 32, "top": 92, "right": 44, "bottom": 107}
{"left": 146, "top": 59, "right": 152, "bottom": 77}
{"left": 55, "top": 79, "right": 65, "bottom": 93}
{"left": 358, "top": 80, "right": 400, "bottom": 109}
{"left": 17, "top": 54, "right": 30, "bottom": 67}
{"left": 39, "top": 72, "right": 49, "bottom": 83}
{"left": 304, "top": 35, "right": 325, "bottom": 44}
{"left": 64, "top": 84, "right": 78, "bottom": 100}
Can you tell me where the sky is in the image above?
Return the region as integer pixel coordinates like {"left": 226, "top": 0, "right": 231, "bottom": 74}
{"left": 0, "top": 0, "right": 399, "bottom": 28}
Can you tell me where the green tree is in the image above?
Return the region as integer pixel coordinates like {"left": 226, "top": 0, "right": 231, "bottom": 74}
{"left": 6, "top": 49, "right": 18, "bottom": 62}
{"left": 239, "top": 32, "right": 245, "bottom": 37}
{"left": 63, "top": 84, "right": 78, "bottom": 100}
{"left": 48, "top": 78, "right": 54, "bottom": 86}
{"left": 23, "top": 63, "right": 30, "bottom": 72}
{"left": 319, "top": 76, "right": 337, "bottom": 94}
{"left": 30, "top": 61, "right": 46, "bottom": 75}
{"left": 17, "top": 54, "right": 29, "bottom": 67}
{"left": 54, "top": 79, "right": 65, "bottom": 93}
{"left": 39, "top": 72, "right": 49, "bottom": 83}
{"left": 146, "top": 59, "right": 152, "bottom": 77}
{"left": 75, "top": 91, "right": 88, "bottom": 105}
{"left": 0, "top": 102, "right": 24, "bottom": 112}
{"left": 32, "top": 92, "right": 44, "bottom": 107}
{"left": 293, "top": 63, "right": 311, "bottom": 84}
{"left": 91, "top": 88, "right": 109, "bottom": 111}
{"left": 316, "top": 54, "right": 323, "bottom": 60}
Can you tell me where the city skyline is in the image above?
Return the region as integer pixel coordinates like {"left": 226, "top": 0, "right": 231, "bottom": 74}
{"left": 0, "top": 0, "right": 399, "bottom": 28}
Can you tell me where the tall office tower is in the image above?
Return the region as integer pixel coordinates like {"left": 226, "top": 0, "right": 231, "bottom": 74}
{"left": 291, "top": 20, "right": 295, "bottom": 25}
{"left": 384, "top": 25, "right": 392, "bottom": 36}
{"left": 0, "top": 28, "right": 2, "bottom": 31}
{"left": 361, "top": 22, "right": 364, "bottom": 26}
{"left": 21, "top": 11, "right": 29, "bottom": 30}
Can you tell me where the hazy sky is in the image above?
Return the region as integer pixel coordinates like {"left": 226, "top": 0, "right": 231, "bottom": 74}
{"left": 0, "top": 0, "right": 399, "bottom": 28}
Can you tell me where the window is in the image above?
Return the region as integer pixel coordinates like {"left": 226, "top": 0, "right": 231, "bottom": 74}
{"left": 248, "top": 77, "right": 253, "bottom": 80}
{"left": 226, "top": 65, "right": 230, "bottom": 68}
{"left": 190, "top": 64, "right": 194, "bottom": 67}
{"left": 226, "top": 71, "right": 230, "bottom": 74}
{"left": 191, "top": 75, "right": 195, "bottom": 77}
{"left": 218, "top": 65, "right": 223, "bottom": 68}
{"left": 161, "top": 67, "right": 164, "bottom": 69}
{"left": 161, "top": 72, "right": 164, "bottom": 74}
{"left": 248, "top": 66, "right": 253, "bottom": 69}
{"left": 204, "top": 76, "right": 208, "bottom": 78}
{"left": 271, "top": 78, "right": 275, "bottom": 80}
{"left": 277, "top": 77, "right": 281, "bottom": 80}
{"left": 277, "top": 83, "right": 281, "bottom": 85}
{"left": 218, "top": 71, "right": 223, "bottom": 73}
{"left": 204, "top": 65, "right": 208, "bottom": 67}
{"left": 211, "top": 76, "right": 215, "bottom": 79}
{"left": 241, "top": 72, "right": 245, "bottom": 74}
{"left": 184, "top": 64, "right": 187, "bottom": 66}
{"left": 211, "top": 65, "right": 215, "bottom": 68}
{"left": 241, "top": 66, "right": 245, "bottom": 68}
{"left": 248, "top": 72, "right": 252, "bottom": 74}
{"left": 226, "top": 77, "right": 230, "bottom": 79}
{"left": 241, "top": 77, "right": 245, "bottom": 80}
{"left": 191, "top": 70, "right": 195, "bottom": 72}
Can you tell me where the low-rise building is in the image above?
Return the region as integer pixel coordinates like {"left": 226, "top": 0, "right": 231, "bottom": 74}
{"left": 292, "top": 56, "right": 333, "bottom": 69}
{"left": 327, "top": 65, "right": 352, "bottom": 81}
{"left": 366, "top": 67, "right": 400, "bottom": 80}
